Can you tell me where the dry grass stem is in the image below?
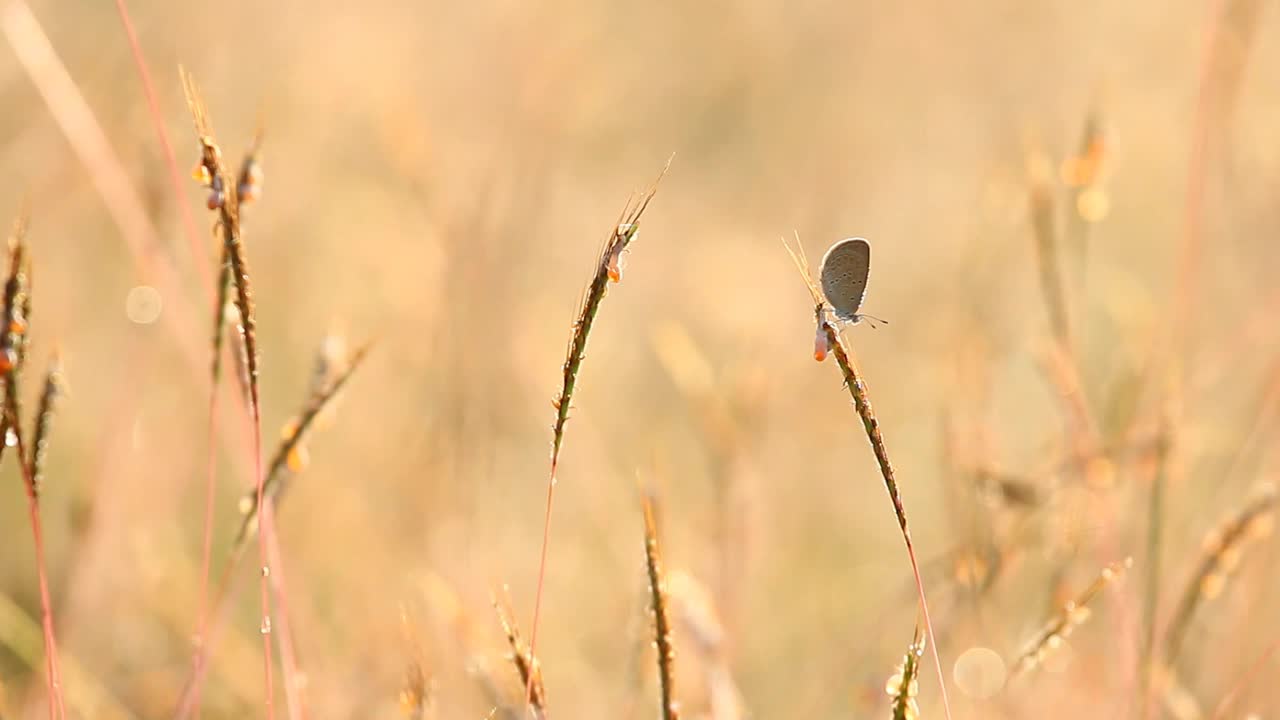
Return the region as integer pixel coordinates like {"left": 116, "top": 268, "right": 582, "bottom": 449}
{"left": 1011, "top": 557, "right": 1132, "bottom": 677}
{"left": 1, "top": 214, "right": 65, "bottom": 720}
{"left": 1028, "top": 160, "right": 1071, "bottom": 351}
{"left": 233, "top": 342, "right": 373, "bottom": 547}
{"left": 642, "top": 494, "right": 679, "bottom": 720}
{"left": 525, "top": 159, "right": 671, "bottom": 708}
{"left": 1162, "top": 485, "right": 1276, "bottom": 666}
{"left": 784, "top": 237, "right": 953, "bottom": 720}
{"left": 110, "top": 0, "right": 214, "bottom": 299}
{"left": 180, "top": 67, "right": 275, "bottom": 720}
{"left": 1139, "top": 412, "right": 1172, "bottom": 718}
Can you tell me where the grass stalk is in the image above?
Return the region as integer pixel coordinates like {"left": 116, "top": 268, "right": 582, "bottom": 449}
{"left": 1162, "top": 485, "right": 1276, "bottom": 666}
{"left": 641, "top": 493, "right": 678, "bottom": 720}
{"left": 886, "top": 628, "right": 924, "bottom": 720}
{"left": 191, "top": 133, "right": 262, "bottom": 712}
{"left": 110, "top": 0, "right": 215, "bottom": 299}
{"left": 1138, "top": 414, "right": 1171, "bottom": 719}
{"left": 821, "top": 313, "right": 953, "bottom": 719}
{"left": 1, "top": 217, "right": 64, "bottom": 720}
{"left": 27, "top": 356, "right": 63, "bottom": 495}
{"left": 524, "top": 160, "right": 670, "bottom": 710}
{"left": 1208, "top": 632, "right": 1280, "bottom": 720}
{"left": 1029, "top": 173, "right": 1071, "bottom": 351}
{"left": 232, "top": 343, "right": 372, "bottom": 546}
{"left": 263, "top": 508, "right": 306, "bottom": 720}
{"left": 179, "top": 69, "right": 275, "bottom": 720}
{"left": 174, "top": 340, "right": 368, "bottom": 719}
{"left": 784, "top": 239, "right": 953, "bottom": 720}
{"left": 494, "top": 590, "right": 546, "bottom": 718}
{"left": 1010, "top": 557, "right": 1131, "bottom": 678}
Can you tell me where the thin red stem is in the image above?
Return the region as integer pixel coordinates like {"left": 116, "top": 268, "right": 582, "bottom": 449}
{"left": 188, "top": 379, "right": 222, "bottom": 716}
{"left": 264, "top": 510, "right": 307, "bottom": 720}
{"left": 12, "top": 408, "right": 66, "bottom": 720}
{"left": 1209, "top": 635, "right": 1280, "bottom": 720}
{"left": 25, "top": 497, "right": 63, "bottom": 720}
{"left": 173, "top": 551, "right": 242, "bottom": 720}
{"left": 110, "top": 0, "right": 214, "bottom": 301}
{"left": 901, "top": 531, "right": 951, "bottom": 720}
{"left": 249, "top": 405, "right": 276, "bottom": 720}
{"left": 524, "top": 463, "right": 557, "bottom": 711}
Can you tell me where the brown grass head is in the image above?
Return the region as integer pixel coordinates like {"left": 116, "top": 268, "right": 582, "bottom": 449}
{"left": 181, "top": 67, "right": 258, "bottom": 418}
{"left": 28, "top": 353, "right": 64, "bottom": 497}
{"left": 1, "top": 214, "right": 30, "bottom": 379}
{"left": 492, "top": 588, "right": 546, "bottom": 718}
{"left": 0, "top": 213, "right": 32, "bottom": 471}
{"left": 549, "top": 158, "right": 670, "bottom": 471}
{"left": 642, "top": 492, "right": 679, "bottom": 720}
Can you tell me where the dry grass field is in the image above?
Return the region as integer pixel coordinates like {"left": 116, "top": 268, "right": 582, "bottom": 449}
{"left": 0, "top": 1, "right": 1278, "bottom": 718}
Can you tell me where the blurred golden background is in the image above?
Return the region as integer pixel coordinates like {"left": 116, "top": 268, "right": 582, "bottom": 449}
{"left": 0, "top": 0, "right": 1278, "bottom": 717}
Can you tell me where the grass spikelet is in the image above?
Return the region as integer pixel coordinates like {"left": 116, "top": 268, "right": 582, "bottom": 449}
{"left": 1162, "top": 484, "right": 1276, "bottom": 666}
{"left": 180, "top": 66, "right": 274, "bottom": 720}
{"left": 0, "top": 214, "right": 30, "bottom": 469}
{"left": 27, "top": 353, "right": 63, "bottom": 496}
{"left": 548, "top": 160, "right": 669, "bottom": 468}
{"left": 493, "top": 589, "right": 546, "bottom": 719}
{"left": 885, "top": 628, "right": 924, "bottom": 720}
{"left": 210, "top": 126, "right": 264, "bottom": 407}
{"left": 525, "top": 158, "right": 671, "bottom": 706}
{"left": 1, "top": 212, "right": 64, "bottom": 720}
{"left": 181, "top": 68, "right": 260, "bottom": 420}
{"left": 784, "top": 235, "right": 953, "bottom": 720}
{"left": 232, "top": 341, "right": 372, "bottom": 548}
{"left": 1011, "top": 557, "right": 1132, "bottom": 677}
{"left": 642, "top": 493, "right": 679, "bottom": 720}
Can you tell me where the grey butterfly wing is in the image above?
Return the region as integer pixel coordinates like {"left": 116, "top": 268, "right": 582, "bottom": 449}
{"left": 819, "top": 238, "right": 871, "bottom": 321}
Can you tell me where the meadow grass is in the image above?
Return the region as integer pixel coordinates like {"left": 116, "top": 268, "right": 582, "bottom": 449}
{"left": 0, "top": 3, "right": 1278, "bottom": 719}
